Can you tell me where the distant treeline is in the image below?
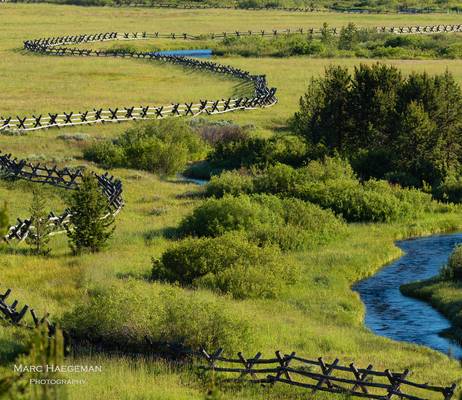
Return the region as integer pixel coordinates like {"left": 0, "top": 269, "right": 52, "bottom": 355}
{"left": 5, "top": 0, "right": 462, "bottom": 13}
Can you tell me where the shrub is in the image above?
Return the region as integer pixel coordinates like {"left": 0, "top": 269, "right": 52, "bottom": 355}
{"left": 435, "top": 172, "right": 462, "bottom": 203}
{"left": 206, "top": 170, "right": 255, "bottom": 198}
{"left": 152, "top": 233, "right": 291, "bottom": 298}
{"left": 83, "top": 141, "right": 125, "bottom": 168}
{"left": 441, "top": 245, "right": 462, "bottom": 281}
{"left": 178, "top": 195, "right": 281, "bottom": 238}
{"left": 180, "top": 192, "right": 345, "bottom": 250}
{"left": 207, "top": 134, "right": 309, "bottom": 172}
{"left": 84, "top": 119, "right": 207, "bottom": 175}
{"left": 250, "top": 195, "right": 346, "bottom": 250}
{"left": 62, "top": 281, "right": 254, "bottom": 352}
{"left": 253, "top": 163, "right": 301, "bottom": 195}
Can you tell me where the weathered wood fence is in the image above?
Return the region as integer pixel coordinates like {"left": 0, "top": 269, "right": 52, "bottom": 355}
{"left": 0, "top": 151, "right": 123, "bottom": 242}
{"left": 0, "top": 31, "right": 276, "bottom": 133}
{"left": 201, "top": 349, "right": 457, "bottom": 400}
{"left": 0, "top": 286, "right": 52, "bottom": 330}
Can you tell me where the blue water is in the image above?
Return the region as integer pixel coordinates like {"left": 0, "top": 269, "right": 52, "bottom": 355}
{"left": 354, "top": 233, "right": 462, "bottom": 358}
{"left": 153, "top": 49, "right": 212, "bottom": 58}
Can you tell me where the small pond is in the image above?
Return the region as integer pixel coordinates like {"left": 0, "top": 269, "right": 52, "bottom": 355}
{"left": 354, "top": 233, "right": 462, "bottom": 359}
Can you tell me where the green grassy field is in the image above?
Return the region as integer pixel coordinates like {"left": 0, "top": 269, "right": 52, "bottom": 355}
{"left": 1, "top": 3, "right": 462, "bottom": 400}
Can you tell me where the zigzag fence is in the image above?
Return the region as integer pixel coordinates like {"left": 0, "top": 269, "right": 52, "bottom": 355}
{"left": 0, "top": 151, "right": 123, "bottom": 242}
{"left": 1, "top": 23, "right": 460, "bottom": 132}
{"left": 0, "top": 31, "right": 277, "bottom": 133}
{"left": 201, "top": 349, "right": 457, "bottom": 400}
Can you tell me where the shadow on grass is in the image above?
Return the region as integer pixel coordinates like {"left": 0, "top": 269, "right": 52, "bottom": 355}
{"left": 143, "top": 226, "right": 179, "bottom": 244}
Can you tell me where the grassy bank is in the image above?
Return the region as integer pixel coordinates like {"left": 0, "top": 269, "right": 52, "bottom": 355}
{"left": 401, "top": 278, "right": 462, "bottom": 345}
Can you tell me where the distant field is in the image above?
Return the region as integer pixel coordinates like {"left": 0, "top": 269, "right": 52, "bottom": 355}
{"left": 1, "top": 4, "right": 461, "bottom": 119}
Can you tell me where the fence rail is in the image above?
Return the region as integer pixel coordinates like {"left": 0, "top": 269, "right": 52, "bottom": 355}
{"left": 0, "top": 30, "right": 277, "bottom": 133}
{"left": 0, "top": 151, "right": 123, "bottom": 242}
{"left": 201, "top": 349, "right": 457, "bottom": 400}
{"left": 0, "top": 286, "right": 52, "bottom": 330}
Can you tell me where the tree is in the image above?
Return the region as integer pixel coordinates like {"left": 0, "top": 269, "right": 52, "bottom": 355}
{"left": 26, "top": 188, "right": 52, "bottom": 256}
{"left": 291, "top": 66, "right": 351, "bottom": 151}
{"left": 394, "top": 101, "right": 437, "bottom": 186}
{"left": 0, "top": 201, "right": 9, "bottom": 238}
{"left": 66, "top": 173, "right": 115, "bottom": 254}
{"left": 338, "top": 23, "right": 359, "bottom": 50}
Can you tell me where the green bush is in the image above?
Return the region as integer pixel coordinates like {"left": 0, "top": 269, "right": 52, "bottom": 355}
{"left": 435, "top": 172, "right": 462, "bottom": 203}
{"left": 207, "top": 134, "right": 308, "bottom": 172}
{"left": 152, "top": 233, "right": 292, "bottom": 298}
{"left": 250, "top": 195, "right": 346, "bottom": 250}
{"left": 441, "top": 245, "right": 462, "bottom": 281}
{"left": 205, "top": 170, "right": 255, "bottom": 198}
{"left": 253, "top": 163, "right": 301, "bottom": 195}
{"left": 84, "top": 119, "right": 207, "bottom": 175}
{"left": 179, "top": 195, "right": 279, "bottom": 238}
{"left": 62, "top": 281, "right": 254, "bottom": 352}
{"left": 180, "top": 193, "right": 345, "bottom": 250}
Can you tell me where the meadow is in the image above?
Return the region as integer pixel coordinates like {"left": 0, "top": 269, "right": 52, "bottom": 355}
{"left": 1, "top": 3, "right": 462, "bottom": 400}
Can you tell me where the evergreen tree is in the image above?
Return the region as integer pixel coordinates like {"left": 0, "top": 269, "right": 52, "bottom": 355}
{"left": 338, "top": 23, "right": 358, "bottom": 50}
{"left": 0, "top": 201, "right": 9, "bottom": 237}
{"left": 66, "top": 173, "right": 115, "bottom": 254}
{"left": 394, "top": 101, "right": 437, "bottom": 185}
{"left": 26, "top": 189, "right": 52, "bottom": 256}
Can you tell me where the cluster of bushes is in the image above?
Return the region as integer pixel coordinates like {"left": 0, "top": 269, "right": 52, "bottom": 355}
{"left": 151, "top": 186, "right": 346, "bottom": 298}
{"left": 441, "top": 245, "right": 462, "bottom": 282}
{"left": 206, "top": 158, "right": 441, "bottom": 223}
{"left": 291, "top": 64, "right": 462, "bottom": 196}
{"left": 152, "top": 232, "right": 293, "bottom": 299}
{"left": 185, "top": 127, "right": 312, "bottom": 179}
{"left": 178, "top": 193, "right": 345, "bottom": 250}
{"left": 213, "top": 25, "right": 462, "bottom": 59}
{"left": 151, "top": 192, "right": 345, "bottom": 298}
{"left": 62, "top": 281, "right": 254, "bottom": 352}
{"left": 84, "top": 119, "right": 207, "bottom": 175}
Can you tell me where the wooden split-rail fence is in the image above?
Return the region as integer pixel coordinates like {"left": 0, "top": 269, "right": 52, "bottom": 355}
{"left": 0, "top": 31, "right": 276, "bottom": 133}
{"left": 1, "top": 22, "right": 460, "bottom": 132}
{"left": 0, "top": 151, "right": 123, "bottom": 242}
{"left": 201, "top": 349, "right": 457, "bottom": 400}
{"left": 0, "top": 286, "right": 53, "bottom": 331}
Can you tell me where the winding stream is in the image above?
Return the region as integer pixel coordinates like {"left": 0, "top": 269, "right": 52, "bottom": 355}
{"left": 354, "top": 233, "right": 462, "bottom": 358}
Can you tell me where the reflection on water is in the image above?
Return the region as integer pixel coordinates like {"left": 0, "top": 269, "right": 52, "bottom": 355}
{"left": 152, "top": 49, "right": 212, "bottom": 58}
{"left": 354, "top": 233, "right": 462, "bottom": 358}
